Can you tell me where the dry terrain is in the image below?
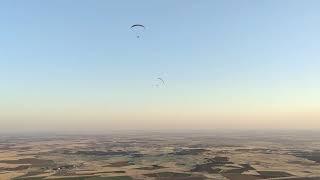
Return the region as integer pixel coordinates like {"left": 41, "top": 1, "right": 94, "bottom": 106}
{"left": 0, "top": 131, "right": 319, "bottom": 180}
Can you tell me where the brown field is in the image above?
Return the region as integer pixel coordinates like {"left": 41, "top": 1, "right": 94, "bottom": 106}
{"left": 0, "top": 131, "right": 320, "bottom": 179}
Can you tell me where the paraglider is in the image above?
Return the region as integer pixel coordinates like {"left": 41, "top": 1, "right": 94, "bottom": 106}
{"left": 154, "top": 77, "right": 165, "bottom": 88}
{"left": 157, "top": 78, "right": 165, "bottom": 85}
{"left": 130, "top": 24, "right": 145, "bottom": 38}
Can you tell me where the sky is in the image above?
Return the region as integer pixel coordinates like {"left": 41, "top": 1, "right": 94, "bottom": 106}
{"left": 1, "top": 0, "right": 320, "bottom": 132}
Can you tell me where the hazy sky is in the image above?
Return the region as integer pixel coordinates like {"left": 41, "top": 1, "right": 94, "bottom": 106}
{"left": 1, "top": 0, "right": 320, "bottom": 132}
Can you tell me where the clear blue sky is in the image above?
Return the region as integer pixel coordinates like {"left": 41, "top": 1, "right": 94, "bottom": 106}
{"left": 1, "top": 0, "right": 320, "bottom": 132}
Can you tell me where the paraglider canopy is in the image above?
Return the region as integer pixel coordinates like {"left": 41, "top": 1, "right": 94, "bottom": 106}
{"left": 154, "top": 77, "right": 165, "bottom": 88}
{"left": 157, "top": 78, "right": 165, "bottom": 85}
{"left": 130, "top": 24, "right": 145, "bottom": 38}
{"left": 130, "top": 24, "right": 145, "bottom": 29}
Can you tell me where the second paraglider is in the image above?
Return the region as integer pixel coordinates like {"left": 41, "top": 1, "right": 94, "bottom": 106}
{"left": 130, "top": 24, "right": 145, "bottom": 38}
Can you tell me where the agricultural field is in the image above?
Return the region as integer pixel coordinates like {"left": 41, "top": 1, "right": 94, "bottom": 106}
{"left": 0, "top": 131, "right": 319, "bottom": 180}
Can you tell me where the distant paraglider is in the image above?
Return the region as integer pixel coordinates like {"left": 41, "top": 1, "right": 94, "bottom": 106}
{"left": 154, "top": 77, "right": 165, "bottom": 88}
{"left": 157, "top": 78, "right": 165, "bottom": 85}
{"left": 130, "top": 24, "right": 145, "bottom": 38}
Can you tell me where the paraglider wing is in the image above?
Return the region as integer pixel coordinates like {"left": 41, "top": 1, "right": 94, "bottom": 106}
{"left": 157, "top": 78, "right": 165, "bottom": 85}
{"left": 130, "top": 24, "right": 146, "bottom": 38}
{"left": 130, "top": 24, "right": 145, "bottom": 29}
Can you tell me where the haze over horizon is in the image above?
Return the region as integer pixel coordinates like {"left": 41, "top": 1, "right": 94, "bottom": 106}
{"left": 1, "top": 0, "right": 320, "bottom": 132}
